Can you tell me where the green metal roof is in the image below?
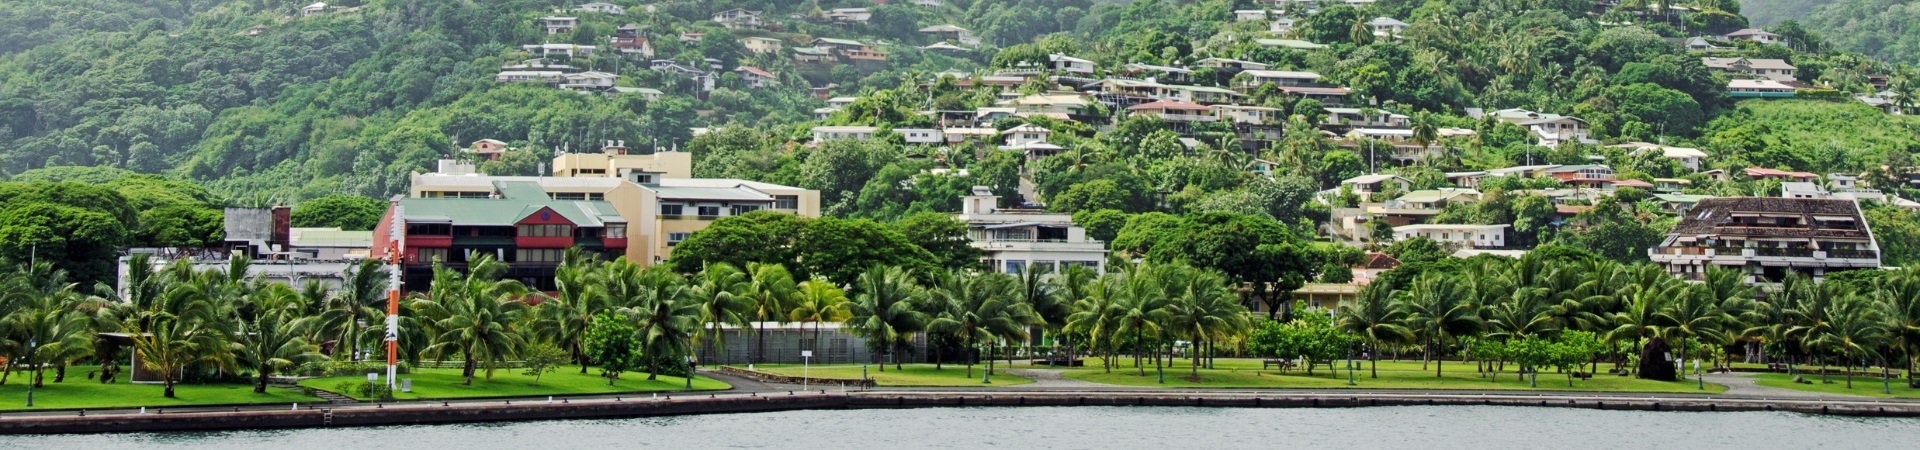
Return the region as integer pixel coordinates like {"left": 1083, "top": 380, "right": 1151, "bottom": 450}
{"left": 399, "top": 180, "right": 623, "bottom": 227}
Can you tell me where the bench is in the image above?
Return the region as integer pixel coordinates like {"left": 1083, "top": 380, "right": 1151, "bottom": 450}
{"left": 1262, "top": 359, "right": 1296, "bottom": 371}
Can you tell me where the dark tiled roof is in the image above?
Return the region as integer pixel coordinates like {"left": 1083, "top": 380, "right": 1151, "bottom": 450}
{"left": 1362, "top": 252, "right": 1401, "bottom": 269}
{"left": 1669, "top": 197, "right": 1869, "bottom": 239}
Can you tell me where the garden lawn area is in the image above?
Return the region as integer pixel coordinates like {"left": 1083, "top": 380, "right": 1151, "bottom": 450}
{"left": 749, "top": 364, "right": 1032, "bottom": 387}
{"left": 298, "top": 366, "right": 729, "bottom": 401}
{"left": 1750, "top": 373, "right": 1920, "bottom": 399}
{"left": 1061, "top": 358, "right": 1726, "bottom": 394}
{"left": 0, "top": 367, "right": 319, "bottom": 411}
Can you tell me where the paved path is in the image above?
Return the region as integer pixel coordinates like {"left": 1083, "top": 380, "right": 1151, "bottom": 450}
{"left": 1703, "top": 372, "right": 1867, "bottom": 400}
{"left": 1002, "top": 369, "right": 1108, "bottom": 389}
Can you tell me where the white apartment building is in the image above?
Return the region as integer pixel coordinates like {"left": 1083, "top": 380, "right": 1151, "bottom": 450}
{"left": 957, "top": 187, "right": 1107, "bottom": 275}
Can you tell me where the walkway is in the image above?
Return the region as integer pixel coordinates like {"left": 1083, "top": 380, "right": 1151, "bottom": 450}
{"left": 1702, "top": 372, "right": 1866, "bottom": 400}
{"left": 1002, "top": 369, "right": 1107, "bottom": 389}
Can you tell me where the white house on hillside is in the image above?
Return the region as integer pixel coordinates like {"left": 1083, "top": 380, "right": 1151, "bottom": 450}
{"left": 957, "top": 187, "right": 1107, "bottom": 275}
{"left": 1394, "top": 224, "right": 1508, "bottom": 248}
{"left": 572, "top": 2, "right": 625, "bottom": 15}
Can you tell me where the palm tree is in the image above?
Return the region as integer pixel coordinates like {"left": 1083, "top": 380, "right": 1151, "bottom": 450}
{"left": 1340, "top": 283, "right": 1413, "bottom": 378}
{"left": 1395, "top": 272, "right": 1480, "bottom": 377}
{"left": 1807, "top": 295, "right": 1887, "bottom": 389}
{"left": 1164, "top": 268, "right": 1247, "bottom": 377}
{"left": 743, "top": 262, "right": 798, "bottom": 364}
{"left": 1785, "top": 275, "right": 1843, "bottom": 382}
{"left": 1607, "top": 267, "right": 1681, "bottom": 375}
{"left": 926, "top": 271, "right": 1033, "bottom": 379}
{"left": 788, "top": 277, "right": 851, "bottom": 362}
{"left": 686, "top": 262, "right": 748, "bottom": 365}
{"left": 1877, "top": 270, "right": 1920, "bottom": 388}
{"left": 625, "top": 267, "right": 701, "bottom": 381}
{"left": 1657, "top": 284, "right": 1726, "bottom": 381}
{"left": 1113, "top": 264, "right": 1170, "bottom": 377}
{"left": 1065, "top": 272, "right": 1124, "bottom": 373}
{"left": 309, "top": 259, "right": 387, "bottom": 360}
{"left": 1049, "top": 265, "right": 1099, "bottom": 367}
{"left": 2, "top": 275, "right": 94, "bottom": 388}
{"left": 1409, "top": 111, "right": 1440, "bottom": 155}
{"left": 847, "top": 266, "right": 927, "bottom": 372}
{"left": 537, "top": 249, "right": 604, "bottom": 373}
{"left": 237, "top": 284, "right": 326, "bottom": 393}
{"left": 415, "top": 255, "right": 531, "bottom": 385}
{"left": 1015, "top": 267, "right": 1071, "bottom": 366}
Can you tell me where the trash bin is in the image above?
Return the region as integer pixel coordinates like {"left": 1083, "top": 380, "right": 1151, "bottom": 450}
{"left": 401, "top": 379, "right": 413, "bottom": 393}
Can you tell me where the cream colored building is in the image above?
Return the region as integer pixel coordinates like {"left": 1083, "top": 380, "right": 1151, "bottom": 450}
{"left": 550, "top": 142, "right": 694, "bottom": 179}
{"left": 742, "top": 37, "right": 783, "bottom": 54}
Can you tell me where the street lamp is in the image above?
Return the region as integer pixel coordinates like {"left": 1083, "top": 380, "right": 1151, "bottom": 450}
{"left": 685, "top": 354, "right": 694, "bottom": 391}
{"left": 25, "top": 338, "right": 36, "bottom": 407}
{"left": 1345, "top": 332, "right": 1355, "bottom": 386}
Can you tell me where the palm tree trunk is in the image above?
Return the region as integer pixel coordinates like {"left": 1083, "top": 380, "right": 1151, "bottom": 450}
{"left": 256, "top": 369, "right": 270, "bottom": 393}
{"left": 463, "top": 356, "right": 477, "bottom": 386}
{"left": 1436, "top": 336, "right": 1445, "bottom": 377}
{"left": 163, "top": 378, "right": 176, "bottom": 398}
{"left": 54, "top": 364, "right": 66, "bottom": 383}
{"left": 755, "top": 321, "right": 765, "bottom": 364}
{"left": 1135, "top": 328, "right": 1146, "bottom": 376}
{"left": 1371, "top": 342, "right": 1379, "bottom": 378}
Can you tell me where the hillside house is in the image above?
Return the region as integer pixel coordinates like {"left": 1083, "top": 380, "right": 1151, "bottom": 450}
{"left": 812, "top": 126, "right": 877, "bottom": 142}
{"left": 572, "top": 2, "right": 625, "bottom": 15}
{"left": 918, "top": 25, "right": 979, "bottom": 46}
{"left": 1745, "top": 167, "right": 1818, "bottom": 182}
{"left": 611, "top": 24, "right": 654, "bottom": 57}
{"left": 1341, "top": 174, "right": 1411, "bottom": 202}
{"left": 734, "top": 66, "right": 777, "bottom": 89}
{"left": 825, "top": 8, "right": 872, "bottom": 23}
{"left": 1214, "top": 105, "right": 1282, "bottom": 125}
{"left": 1235, "top": 10, "right": 1276, "bottom": 21}
{"left": 957, "top": 187, "right": 1107, "bottom": 275}
{"left": 1128, "top": 100, "right": 1215, "bottom": 123}
{"left": 1650, "top": 197, "right": 1878, "bottom": 283}
{"left": 301, "top": 2, "right": 327, "bottom": 16}
{"left": 1197, "top": 57, "right": 1269, "bottom": 72}
{"left": 1702, "top": 57, "right": 1797, "bottom": 81}
{"left": 524, "top": 43, "right": 594, "bottom": 58}
{"left": 1723, "top": 28, "right": 1785, "bottom": 46}
{"left": 712, "top": 9, "right": 764, "bottom": 29}
{"left": 1729, "top": 79, "right": 1796, "bottom": 98}
{"left": 741, "top": 36, "right": 782, "bottom": 54}
{"left": 1367, "top": 17, "right": 1409, "bottom": 37}
{"left": 1271, "top": 17, "right": 1297, "bottom": 34}
{"left": 1048, "top": 54, "right": 1096, "bottom": 75}
{"left": 1394, "top": 224, "right": 1508, "bottom": 248}
{"left": 496, "top": 71, "right": 565, "bottom": 84}
{"left": 1616, "top": 142, "right": 1708, "bottom": 172}
{"left": 1241, "top": 70, "right": 1321, "bottom": 87}
{"left": 1255, "top": 39, "right": 1327, "bottom": 50}
{"left": 1544, "top": 165, "right": 1616, "bottom": 187}
{"left": 538, "top": 16, "right": 578, "bottom": 34}
{"left": 1488, "top": 109, "right": 1589, "bottom": 147}
{"left": 1323, "top": 107, "right": 1409, "bottom": 128}
{"left": 560, "top": 71, "right": 617, "bottom": 91}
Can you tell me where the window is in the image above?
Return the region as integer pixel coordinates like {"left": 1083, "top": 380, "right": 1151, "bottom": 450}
{"left": 605, "top": 224, "right": 626, "bottom": 239}
{"left": 407, "top": 223, "right": 452, "bottom": 235}
{"left": 775, "top": 195, "right": 799, "bottom": 209}
{"left": 415, "top": 248, "right": 449, "bottom": 263}
{"left": 731, "top": 204, "right": 760, "bottom": 215}
{"left": 518, "top": 224, "right": 573, "bottom": 237}
{"left": 515, "top": 248, "right": 564, "bottom": 263}
{"left": 588, "top": 193, "right": 604, "bottom": 201}
{"left": 697, "top": 206, "right": 721, "bottom": 217}
{"left": 633, "top": 174, "right": 654, "bottom": 184}
{"left": 551, "top": 192, "right": 587, "bottom": 201}
{"left": 667, "top": 232, "right": 691, "bottom": 246}
{"left": 659, "top": 204, "right": 684, "bottom": 216}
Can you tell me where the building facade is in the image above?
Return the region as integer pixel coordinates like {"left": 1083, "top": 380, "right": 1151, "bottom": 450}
{"left": 1649, "top": 197, "right": 1880, "bottom": 284}
{"left": 956, "top": 188, "right": 1107, "bottom": 275}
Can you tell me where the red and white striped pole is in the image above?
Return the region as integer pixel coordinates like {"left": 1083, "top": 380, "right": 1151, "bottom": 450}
{"left": 385, "top": 206, "right": 404, "bottom": 390}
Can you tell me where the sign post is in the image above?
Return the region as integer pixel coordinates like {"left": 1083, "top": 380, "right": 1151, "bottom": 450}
{"left": 801, "top": 350, "right": 813, "bottom": 390}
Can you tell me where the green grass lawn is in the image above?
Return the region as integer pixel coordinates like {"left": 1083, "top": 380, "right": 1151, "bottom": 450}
{"left": 747, "top": 363, "right": 1033, "bottom": 387}
{"left": 1059, "top": 358, "right": 1726, "bottom": 394}
{"left": 298, "top": 366, "right": 729, "bottom": 401}
{"left": 1750, "top": 373, "right": 1920, "bottom": 399}
{"left": 0, "top": 367, "right": 319, "bottom": 411}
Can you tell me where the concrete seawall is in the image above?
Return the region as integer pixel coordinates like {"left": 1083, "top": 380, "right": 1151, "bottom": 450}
{"left": 5, "top": 391, "right": 1918, "bottom": 434}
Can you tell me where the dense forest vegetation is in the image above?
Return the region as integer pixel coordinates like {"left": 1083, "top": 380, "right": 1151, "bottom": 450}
{"left": 0, "top": 0, "right": 1917, "bottom": 286}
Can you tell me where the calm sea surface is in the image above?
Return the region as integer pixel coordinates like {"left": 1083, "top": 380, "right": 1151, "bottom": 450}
{"left": 11, "top": 406, "right": 1920, "bottom": 449}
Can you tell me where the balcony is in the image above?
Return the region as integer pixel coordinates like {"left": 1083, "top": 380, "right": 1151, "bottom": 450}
{"left": 1824, "top": 249, "right": 1879, "bottom": 260}
{"left": 1754, "top": 247, "right": 1814, "bottom": 258}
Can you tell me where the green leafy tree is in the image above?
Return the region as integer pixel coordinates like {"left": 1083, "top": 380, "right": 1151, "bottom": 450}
{"left": 584, "top": 313, "right": 641, "bottom": 385}
{"left": 291, "top": 195, "right": 387, "bottom": 230}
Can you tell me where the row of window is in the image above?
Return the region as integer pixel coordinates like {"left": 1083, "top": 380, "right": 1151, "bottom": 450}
{"left": 658, "top": 204, "right": 767, "bottom": 217}
{"left": 549, "top": 192, "right": 606, "bottom": 201}
{"left": 518, "top": 224, "right": 573, "bottom": 237}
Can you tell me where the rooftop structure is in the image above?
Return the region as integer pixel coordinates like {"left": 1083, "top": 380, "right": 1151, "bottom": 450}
{"left": 1649, "top": 197, "right": 1879, "bottom": 284}
{"left": 956, "top": 187, "right": 1106, "bottom": 275}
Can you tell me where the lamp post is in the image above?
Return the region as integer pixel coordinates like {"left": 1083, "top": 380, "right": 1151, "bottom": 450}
{"left": 1345, "top": 333, "right": 1356, "bottom": 386}
{"left": 1695, "top": 359, "right": 1703, "bottom": 390}
{"left": 685, "top": 354, "right": 694, "bottom": 391}
{"left": 25, "top": 338, "right": 36, "bottom": 407}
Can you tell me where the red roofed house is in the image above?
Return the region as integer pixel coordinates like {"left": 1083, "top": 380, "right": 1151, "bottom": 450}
{"left": 1745, "top": 167, "right": 1817, "bottom": 182}
{"left": 1350, "top": 252, "right": 1400, "bottom": 285}
{"left": 1127, "top": 99, "right": 1214, "bottom": 123}
{"left": 470, "top": 139, "right": 508, "bottom": 161}
{"left": 734, "top": 66, "right": 777, "bottom": 89}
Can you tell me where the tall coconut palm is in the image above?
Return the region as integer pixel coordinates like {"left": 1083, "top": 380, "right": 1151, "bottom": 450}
{"left": 1016, "top": 267, "right": 1071, "bottom": 365}
{"left": 537, "top": 249, "right": 605, "bottom": 373}
{"left": 927, "top": 271, "right": 1032, "bottom": 379}
{"left": 1050, "top": 265, "right": 1099, "bottom": 367}
{"left": 1065, "top": 272, "right": 1124, "bottom": 373}
{"left": 415, "top": 255, "right": 530, "bottom": 385}
{"left": 788, "top": 277, "right": 851, "bottom": 361}
{"left": 310, "top": 259, "right": 388, "bottom": 360}
{"left": 1657, "top": 284, "right": 1726, "bottom": 380}
{"left": 1395, "top": 272, "right": 1480, "bottom": 377}
{"left": 847, "top": 266, "right": 927, "bottom": 372}
{"left": 1785, "top": 274, "right": 1843, "bottom": 382}
{"left": 1607, "top": 267, "right": 1681, "bottom": 374}
{"left": 624, "top": 267, "right": 701, "bottom": 381}
{"left": 1113, "top": 264, "right": 1171, "bottom": 377}
{"left": 686, "top": 262, "right": 748, "bottom": 365}
{"left": 743, "top": 262, "right": 798, "bottom": 364}
{"left": 1877, "top": 269, "right": 1920, "bottom": 388}
{"left": 236, "top": 284, "right": 326, "bottom": 393}
{"left": 2, "top": 275, "right": 94, "bottom": 387}
{"left": 1340, "top": 283, "right": 1413, "bottom": 378}
{"left": 1807, "top": 295, "right": 1887, "bottom": 389}
{"left": 1164, "top": 268, "right": 1248, "bottom": 377}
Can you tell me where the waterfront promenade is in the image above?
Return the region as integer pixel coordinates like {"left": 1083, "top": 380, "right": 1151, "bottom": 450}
{"left": 3, "top": 369, "right": 1918, "bottom": 434}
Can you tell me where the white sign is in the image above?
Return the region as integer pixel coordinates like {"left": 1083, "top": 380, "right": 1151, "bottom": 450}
{"left": 801, "top": 351, "right": 813, "bottom": 358}
{"left": 367, "top": 373, "right": 379, "bottom": 383}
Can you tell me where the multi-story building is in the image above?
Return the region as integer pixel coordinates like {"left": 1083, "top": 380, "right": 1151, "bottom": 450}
{"left": 611, "top": 24, "right": 654, "bottom": 57}
{"left": 956, "top": 187, "right": 1107, "bottom": 275}
{"left": 537, "top": 16, "right": 578, "bottom": 35}
{"left": 1392, "top": 224, "right": 1508, "bottom": 248}
{"left": 376, "top": 152, "right": 819, "bottom": 291}
{"left": 1649, "top": 197, "right": 1879, "bottom": 284}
